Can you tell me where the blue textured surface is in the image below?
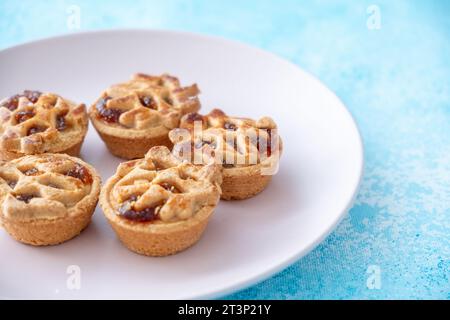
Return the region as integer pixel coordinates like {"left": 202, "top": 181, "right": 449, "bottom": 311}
{"left": 1, "top": 0, "right": 449, "bottom": 299}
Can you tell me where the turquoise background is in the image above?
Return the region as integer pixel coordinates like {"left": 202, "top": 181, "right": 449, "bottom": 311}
{"left": 1, "top": 0, "right": 449, "bottom": 299}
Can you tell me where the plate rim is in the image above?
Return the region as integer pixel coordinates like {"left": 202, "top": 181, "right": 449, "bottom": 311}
{"left": 0, "top": 28, "right": 364, "bottom": 299}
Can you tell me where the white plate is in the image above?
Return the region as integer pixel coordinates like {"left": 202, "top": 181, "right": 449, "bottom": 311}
{"left": 0, "top": 30, "right": 363, "bottom": 299}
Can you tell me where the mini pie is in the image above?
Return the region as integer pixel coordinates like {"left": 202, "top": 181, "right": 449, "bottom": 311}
{"left": 100, "top": 146, "right": 222, "bottom": 257}
{"left": 0, "top": 90, "right": 88, "bottom": 161}
{"left": 89, "top": 73, "right": 201, "bottom": 159}
{"left": 169, "top": 109, "right": 281, "bottom": 200}
{"left": 0, "top": 153, "right": 101, "bottom": 246}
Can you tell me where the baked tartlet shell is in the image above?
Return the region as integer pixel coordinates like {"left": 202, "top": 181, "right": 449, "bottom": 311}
{"left": 89, "top": 107, "right": 173, "bottom": 160}
{"left": 0, "top": 138, "right": 84, "bottom": 162}
{"left": 100, "top": 176, "right": 214, "bottom": 257}
{"left": 221, "top": 136, "right": 282, "bottom": 200}
{"left": 0, "top": 197, "right": 98, "bottom": 246}
{"left": 0, "top": 155, "right": 101, "bottom": 246}
{"left": 221, "top": 164, "right": 273, "bottom": 200}
{"left": 93, "top": 126, "right": 172, "bottom": 160}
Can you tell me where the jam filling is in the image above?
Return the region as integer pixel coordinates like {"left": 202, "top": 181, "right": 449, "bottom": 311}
{"left": 224, "top": 122, "right": 237, "bottom": 131}
{"left": 127, "top": 195, "right": 138, "bottom": 202}
{"left": 0, "top": 96, "right": 19, "bottom": 111}
{"left": 139, "top": 96, "right": 157, "bottom": 109}
{"left": 23, "top": 167, "right": 41, "bottom": 176}
{"left": 257, "top": 129, "right": 272, "bottom": 157}
{"left": 22, "top": 90, "right": 42, "bottom": 103}
{"left": 0, "top": 91, "right": 42, "bottom": 111}
{"left": 7, "top": 180, "right": 17, "bottom": 189}
{"left": 27, "top": 126, "right": 47, "bottom": 136}
{"left": 186, "top": 113, "right": 203, "bottom": 123}
{"left": 15, "top": 110, "right": 35, "bottom": 123}
{"left": 163, "top": 96, "right": 173, "bottom": 106}
{"left": 15, "top": 194, "right": 35, "bottom": 203}
{"left": 195, "top": 140, "right": 216, "bottom": 150}
{"left": 65, "top": 164, "right": 93, "bottom": 184}
{"left": 118, "top": 196, "right": 162, "bottom": 222}
{"left": 96, "top": 96, "right": 123, "bottom": 123}
{"left": 160, "top": 182, "right": 181, "bottom": 193}
{"left": 119, "top": 206, "right": 161, "bottom": 222}
{"left": 56, "top": 112, "right": 67, "bottom": 131}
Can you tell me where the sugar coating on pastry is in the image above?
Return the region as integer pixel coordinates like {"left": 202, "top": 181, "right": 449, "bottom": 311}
{"left": 0, "top": 91, "right": 88, "bottom": 155}
{"left": 108, "top": 146, "right": 221, "bottom": 223}
{"left": 169, "top": 108, "right": 280, "bottom": 168}
{"left": 90, "top": 74, "right": 200, "bottom": 133}
{"left": 0, "top": 153, "right": 100, "bottom": 221}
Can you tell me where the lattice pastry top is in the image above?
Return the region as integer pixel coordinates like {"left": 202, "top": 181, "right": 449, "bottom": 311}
{"left": 90, "top": 74, "right": 200, "bottom": 133}
{"left": 0, "top": 153, "right": 100, "bottom": 222}
{"left": 105, "top": 146, "right": 221, "bottom": 223}
{"left": 0, "top": 90, "right": 88, "bottom": 155}
{"left": 169, "top": 109, "right": 280, "bottom": 168}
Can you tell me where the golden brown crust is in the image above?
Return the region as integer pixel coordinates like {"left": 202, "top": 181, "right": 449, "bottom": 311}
{"left": 89, "top": 74, "right": 201, "bottom": 159}
{"left": 221, "top": 164, "right": 273, "bottom": 200}
{"left": 100, "top": 146, "right": 222, "bottom": 256}
{"left": 91, "top": 121, "right": 172, "bottom": 159}
{"left": 0, "top": 193, "right": 98, "bottom": 246}
{"left": 0, "top": 91, "right": 88, "bottom": 160}
{"left": 103, "top": 205, "right": 214, "bottom": 256}
{"left": 0, "top": 153, "right": 101, "bottom": 246}
{"left": 0, "top": 137, "right": 84, "bottom": 161}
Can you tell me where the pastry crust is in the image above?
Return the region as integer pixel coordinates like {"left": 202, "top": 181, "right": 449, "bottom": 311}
{"left": 0, "top": 138, "right": 83, "bottom": 162}
{"left": 169, "top": 108, "right": 282, "bottom": 200}
{"left": 100, "top": 146, "right": 222, "bottom": 256}
{"left": 0, "top": 153, "right": 101, "bottom": 245}
{"left": 0, "top": 91, "right": 88, "bottom": 160}
{"left": 93, "top": 126, "right": 172, "bottom": 159}
{"left": 89, "top": 74, "right": 201, "bottom": 159}
{"left": 103, "top": 204, "right": 215, "bottom": 257}
{"left": 221, "top": 164, "right": 273, "bottom": 200}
